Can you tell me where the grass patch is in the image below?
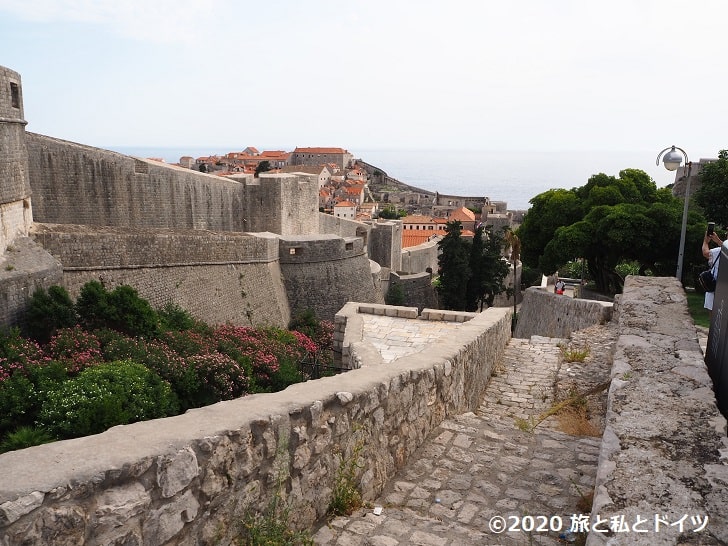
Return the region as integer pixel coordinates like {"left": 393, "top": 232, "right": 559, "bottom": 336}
{"left": 559, "top": 344, "right": 590, "bottom": 363}
{"left": 686, "top": 290, "right": 710, "bottom": 328}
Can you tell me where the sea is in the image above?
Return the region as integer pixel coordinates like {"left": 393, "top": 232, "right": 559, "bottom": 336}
{"left": 108, "top": 146, "right": 677, "bottom": 211}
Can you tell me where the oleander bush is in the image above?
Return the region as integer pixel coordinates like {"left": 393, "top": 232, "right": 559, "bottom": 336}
{"left": 0, "top": 283, "right": 333, "bottom": 452}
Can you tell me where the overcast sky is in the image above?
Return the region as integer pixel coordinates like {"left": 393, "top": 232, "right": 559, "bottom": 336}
{"left": 2, "top": 0, "right": 726, "bottom": 187}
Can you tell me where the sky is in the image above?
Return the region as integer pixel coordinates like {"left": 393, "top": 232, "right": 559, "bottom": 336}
{"left": 2, "top": 0, "right": 727, "bottom": 189}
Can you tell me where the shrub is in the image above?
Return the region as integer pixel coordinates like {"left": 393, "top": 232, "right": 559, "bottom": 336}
{"left": 385, "top": 283, "right": 406, "bottom": 306}
{"left": 0, "top": 426, "right": 56, "bottom": 453}
{"left": 0, "top": 373, "right": 36, "bottom": 435}
{"left": 158, "top": 302, "right": 209, "bottom": 333}
{"left": 24, "top": 286, "right": 78, "bottom": 343}
{"left": 46, "top": 326, "right": 103, "bottom": 374}
{"left": 185, "top": 352, "right": 249, "bottom": 405}
{"left": 0, "top": 328, "right": 48, "bottom": 382}
{"left": 38, "top": 360, "right": 179, "bottom": 438}
{"left": 76, "top": 281, "right": 160, "bottom": 338}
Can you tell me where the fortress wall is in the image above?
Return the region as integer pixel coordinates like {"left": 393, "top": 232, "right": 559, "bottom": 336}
{"left": 0, "top": 307, "right": 512, "bottom": 546}
{"left": 318, "top": 212, "right": 365, "bottom": 238}
{"left": 400, "top": 239, "right": 439, "bottom": 274}
{"left": 29, "top": 224, "right": 290, "bottom": 327}
{"left": 388, "top": 271, "right": 438, "bottom": 311}
{"left": 279, "top": 235, "right": 384, "bottom": 320}
{"left": 26, "top": 133, "right": 247, "bottom": 232}
{"left": 0, "top": 67, "right": 29, "bottom": 206}
{"left": 588, "top": 276, "right": 728, "bottom": 545}
{"left": 233, "top": 174, "right": 319, "bottom": 236}
{"left": 513, "top": 286, "right": 613, "bottom": 339}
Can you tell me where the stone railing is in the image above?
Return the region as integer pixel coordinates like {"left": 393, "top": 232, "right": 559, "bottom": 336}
{"left": 0, "top": 305, "right": 511, "bottom": 545}
{"left": 588, "top": 276, "right": 728, "bottom": 545}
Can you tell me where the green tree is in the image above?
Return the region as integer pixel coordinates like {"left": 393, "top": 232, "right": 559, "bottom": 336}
{"left": 466, "top": 226, "right": 510, "bottom": 310}
{"left": 519, "top": 169, "right": 705, "bottom": 294}
{"left": 695, "top": 149, "right": 728, "bottom": 228}
{"left": 24, "top": 285, "right": 78, "bottom": 343}
{"left": 255, "top": 160, "right": 271, "bottom": 177}
{"left": 437, "top": 221, "right": 471, "bottom": 310}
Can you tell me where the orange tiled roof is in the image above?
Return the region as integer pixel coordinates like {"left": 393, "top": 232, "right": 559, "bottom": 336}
{"left": 449, "top": 207, "right": 476, "bottom": 222}
{"left": 335, "top": 200, "right": 357, "bottom": 207}
{"left": 402, "top": 214, "right": 435, "bottom": 224}
{"left": 402, "top": 230, "right": 447, "bottom": 248}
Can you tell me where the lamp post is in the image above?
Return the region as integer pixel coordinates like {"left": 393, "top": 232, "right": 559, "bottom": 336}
{"left": 656, "top": 145, "right": 692, "bottom": 281}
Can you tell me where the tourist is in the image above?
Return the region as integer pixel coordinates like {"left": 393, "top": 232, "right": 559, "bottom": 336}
{"left": 555, "top": 278, "right": 566, "bottom": 295}
{"left": 702, "top": 229, "right": 723, "bottom": 315}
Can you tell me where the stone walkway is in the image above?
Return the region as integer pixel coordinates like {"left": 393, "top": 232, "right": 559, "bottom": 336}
{"left": 313, "top": 324, "right": 617, "bottom": 545}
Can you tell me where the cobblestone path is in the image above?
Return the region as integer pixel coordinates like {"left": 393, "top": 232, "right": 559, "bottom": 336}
{"left": 313, "top": 324, "right": 617, "bottom": 545}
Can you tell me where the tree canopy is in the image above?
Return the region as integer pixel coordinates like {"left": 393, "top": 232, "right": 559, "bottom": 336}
{"left": 517, "top": 168, "right": 706, "bottom": 294}
{"left": 695, "top": 150, "right": 728, "bottom": 229}
{"left": 437, "top": 221, "right": 509, "bottom": 311}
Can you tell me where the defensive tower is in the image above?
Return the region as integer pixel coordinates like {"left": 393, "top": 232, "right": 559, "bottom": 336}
{"left": 0, "top": 66, "right": 32, "bottom": 254}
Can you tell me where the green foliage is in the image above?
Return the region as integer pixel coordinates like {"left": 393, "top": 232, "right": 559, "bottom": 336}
{"left": 37, "top": 360, "right": 179, "bottom": 438}
{"left": 24, "top": 286, "right": 78, "bottom": 343}
{"left": 378, "top": 205, "right": 406, "bottom": 219}
{"left": 158, "top": 302, "right": 207, "bottom": 333}
{"left": 695, "top": 149, "right": 728, "bottom": 228}
{"left": 437, "top": 221, "right": 471, "bottom": 310}
{"left": 437, "top": 221, "right": 509, "bottom": 311}
{"left": 0, "top": 426, "right": 56, "bottom": 453}
{"left": 0, "top": 373, "right": 36, "bottom": 435}
{"left": 385, "top": 283, "right": 406, "bottom": 305}
{"left": 328, "top": 435, "right": 365, "bottom": 517}
{"left": 519, "top": 169, "right": 707, "bottom": 294}
{"left": 76, "top": 281, "right": 160, "bottom": 338}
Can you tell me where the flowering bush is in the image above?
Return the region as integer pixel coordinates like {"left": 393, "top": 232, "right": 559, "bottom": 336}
{"left": 37, "top": 360, "right": 178, "bottom": 438}
{"left": 46, "top": 326, "right": 103, "bottom": 374}
{"left": 0, "top": 328, "right": 50, "bottom": 382}
{"left": 186, "top": 352, "right": 249, "bottom": 404}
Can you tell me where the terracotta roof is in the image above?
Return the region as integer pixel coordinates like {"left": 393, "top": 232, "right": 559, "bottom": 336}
{"left": 335, "top": 201, "right": 357, "bottom": 207}
{"left": 449, "top": 207, "right": 476, "bottom": 222}
{"left": 402, "top": 230, "right": 447, "bottom": 248}
{"left": 260, "top": 150, "right": 289, "bottom": 158}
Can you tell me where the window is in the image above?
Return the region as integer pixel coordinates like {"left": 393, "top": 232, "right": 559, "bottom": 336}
{"left": 10, "top": 83, "right": 19, "bottom": 108}
{"left": 345, "top": 242, "right": 354, "bottom": 250}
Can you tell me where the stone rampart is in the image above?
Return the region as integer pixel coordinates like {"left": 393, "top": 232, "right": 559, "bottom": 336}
{"left": 387, "top": 271, "right": 438, "bottom": 311}
{"left": 588, "top": 276, "right": 728, "bottom": 545}
{"left": 26, "top": 133, "right": 249, "bottom": 232}
{"left": 0, "top": 306, "right": 511, "bottom": 546}
{"left": 514, "top": 286, "right": 613, "bottom": 339}
{"left": 400, "top": 239, "right": 438, "bottom": 274}
{"left": 29, "top": 224, "right": 291, "bottom": 328}
{"left": 279, "top": 235, "right": 383, "bottom": 320}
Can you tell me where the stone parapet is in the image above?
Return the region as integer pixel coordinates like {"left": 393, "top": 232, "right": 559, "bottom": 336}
{"left": 588, "top": 276, "right": 728, "bottom": 545}
{"left": 514, "top": 286, "right": 613, "bottom": 339}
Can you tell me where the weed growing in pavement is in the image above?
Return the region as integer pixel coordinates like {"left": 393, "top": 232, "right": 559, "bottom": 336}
{"left": 559, "top": 344, "right": 590, "bottom": 363}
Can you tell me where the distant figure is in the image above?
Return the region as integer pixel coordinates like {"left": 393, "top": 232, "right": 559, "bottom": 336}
{"left": 702, "top": 230, "right": 723, "bottom": 315}
{"left": 555, "top": 279, "right": 566, "bottom": 295}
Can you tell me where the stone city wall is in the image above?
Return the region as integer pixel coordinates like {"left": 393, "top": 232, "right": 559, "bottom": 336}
{"left": 400, "top": 239, "right": 439, "bottom": 275}
{"left": 588, "top": 276, "right": 728, "bottom": 545}
{"left": 29, "top": 224, "right": 291, "bottom": 328}
{"left": 279, "top": 235, "right": 383, "bottom": 320}
{"left": 26, "top": 133, "right": 247, "bottom": 232}
{"left": 387, "top": 271, "right": 438, "bottom": 312}
{"left": 0, "top": 306, "right": 511, "bottom": 546}
{"left": 514, "top": 286, "right": 613, "bottom": 339}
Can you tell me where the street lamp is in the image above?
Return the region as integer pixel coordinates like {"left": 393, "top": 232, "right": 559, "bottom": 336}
{"left": 656, "top": 145, "right": 692, "bottom": 281}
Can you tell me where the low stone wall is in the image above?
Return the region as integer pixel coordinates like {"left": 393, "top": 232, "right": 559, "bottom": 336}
{"left": 387, "top": 271, "right": 438, "bottom": 311}
{"left": 514, "top": 286, "right": 612, "bottom": 339}
{"left": 588, "top": 276, "right": 728, "bottom": 545}
{"left": 400, "top": 239, "right": 438, "bottom": 274}
{"left": 0, "top": 305, "right": 512, "bottom": 546}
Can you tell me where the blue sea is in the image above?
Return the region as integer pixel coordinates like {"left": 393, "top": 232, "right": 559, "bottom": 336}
{"left": 109, "top": 146, "right": 676, "bottom": 211}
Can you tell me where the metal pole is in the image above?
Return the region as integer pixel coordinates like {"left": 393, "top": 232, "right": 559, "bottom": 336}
{"left": 675, "top": 161, "right": 692, "bottom": 281}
